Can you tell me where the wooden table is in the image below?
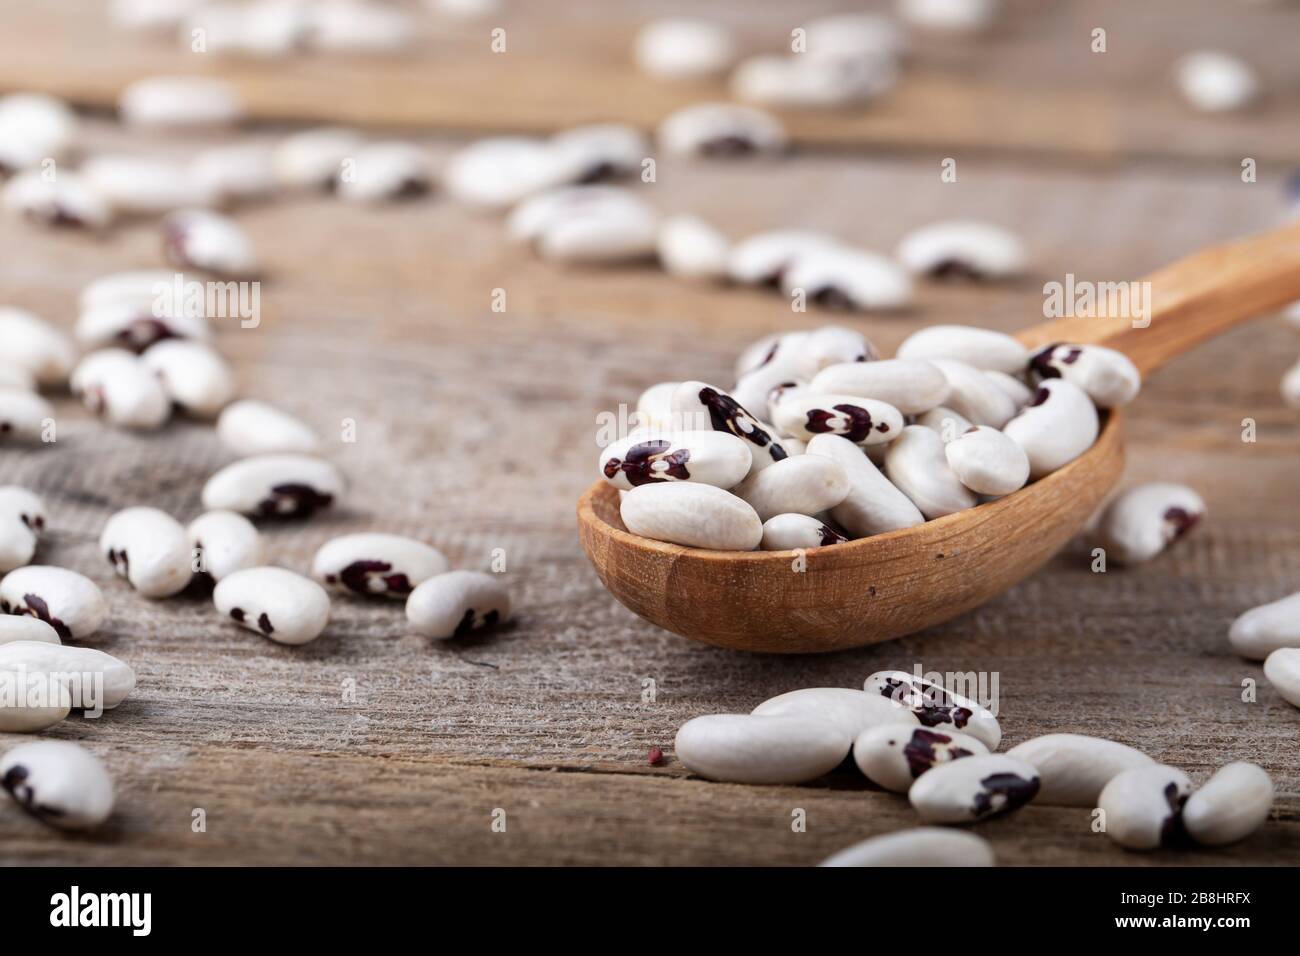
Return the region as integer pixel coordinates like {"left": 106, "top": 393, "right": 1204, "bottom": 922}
{"left": 1, "top": 0, "right": 1298, "bottom": 865}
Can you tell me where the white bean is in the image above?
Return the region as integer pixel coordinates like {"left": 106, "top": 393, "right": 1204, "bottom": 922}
{"left": 805, "top": 13, "right": 906, "bottom": 62}
{"left": 884, "top": 424, "right": 978, "bottom": 519}
{"left": 187, "top": 510, "right": 264, "bottom": 583}
{"left": 928, "top": 358, "right": 1018, "bottom": 427}
{"left": 191, "top": 142, "right": 277, "bottom": 204}
{"left": 2, "top": 170, "right": 112, "bottom": 229}
{"left": 0, "top": 671, "right": 70, "bottom": 732}
{"left": 731, "top": 52, "right": 896, "bottom": 108}
{"left": 0, "top": 641, "right": 136, "bottom": 709}
{"left": 216, "top": 399, "right": 321, "bottom": 456}
{"left": 80, "top": 269, "right": 198, "bottom": 316}
{"left": 896, "top": 220, "right": 1026, "bottom": 279}
{"left": 943, "top": 425, "right": 1030, "bottom": 497}
{"left": 1228, "top": 591, "right": 1300, "bottom": 660}
{"left": 141, "top": 340, "right": 236, "bottom": 417}
{"left": 1096, "top": 764, "right": 1192, "bottom": 850}
{"left": 1029, "top": 342, "right": 1140, "bottom": 408}
{"left": 634, "top": 19, "right": 737, "bottom": 80}
{"left": 674, "top": 713, "right": 849, "bottom": 784}
{"left": 854, "top": 724, "right": 989, "bottom": 792}
{"left": 0, "top": 486, "right": 43, "bottom": 573}
{"left": 820, "top": 827, "right": 993, "bottom": 867}
{"left": 599, "top": 430, "right": 752, "bottom": 491}
{"left": 781, "top": 247, "right": 912, "bottom": 311}
{"left": 908, "top": 754, "right": 1040, "bottom": 824}
{"left": 751, "top": 686, "right": 917, "bottom": 740}
{"left": 1003, "top": 378, "right": 1099, "bottom": 478}
{"left": 729, "top": 232, "right": 837, "bottom": 287}
{"left": 0, "top": 307, "right": 75, "bottom": 386}
{"left": 1183, "top": 762, "right": 1273, "bottom": 846}
{"left": 0, "top": 365, "right": 34, "bottom": 390}
{"left": 897, "top": 325, "right": 1029, "bottom": 373}
{"left": 547, "top": 123, "right": 649, "bottom": 184}
{"left": 1087, "top": 482, "right": 1204, "bottom": 565}
{"left": 809, "top": 358, "right": 948, "bottom": 415}
{"left": 0, "top": 93, "right": 77, "bottom": 172}
{"left": 1174, "top": 50, "right": 1258, "bottom": 113}
{"left": 0, "top": 566, "right": 108, "bottom": 641}
{"left": 1004, "top": 734, "right": 1153, "bottom": 806}
{"left": 732, "top": 361, "right": 804, "bottom": 420}
{"left": 533, "top": 192, "right": 658, "bottom": 264}
{"left": 0, "top": 387, "right": 54, "bottom": 444}
{"left": 336, "top": 141, "right": 431, "bottom": 202}
{"left": 0, "top": 617, "right": 60, "bottom": 645}
{"left": 99, "top": 506, "right": 192, "bottom": 598}
{"left": 202, "top": 454, "right": 343, "bottom": 518}
{"left": 1282, "top": 357, "right": 1300, "bottom": 410}
{"left": 444, "top": 137, "right": 566, "bottom": 209}
{"left": 76, "top": 302, "right": 211, "bottom": 352}
{"left": 82, "top": 155, "right": 216, "bottom": 214}
{"left": 405, "top": 570, "right": 510, "bottom": 639}
{"left": 312, "top": 533, "right": 449, "bottom": 599}
{"left": 864, "top": 669, "right": 1001, "bottom": 750}
{"left": 70, "top": 349, "right": 171, "bottom": 430}
{"left": 119, "top": 75, "right": 245, "bottom": 127}
{"left": 983, "top": 370, "right": 1033, "bottom": 408}
{"left": 214, "top": 566, "right": 330, "bottom": 644}
{"left": 657, "top": 103, "right": 787, "bottom": 158}
{"left": 1264, "top": 647, "right": 1300, "bottom": 708}
{"left": 732, "top": 454, "right": 850, "bottom": 523}
{"left": 634, "top": 382, "right": 678, "bottom": 431}
{"left": 657, "top": 214, "right": 730, "bottom": 281}
{"left": 0, "top": 740, "right": 114, "bottom": 830}
{"left": 620, "top": 482, "right": 762, "bottom": 550}
{"left": 162, "top": 208, "right": 259, "bottom": 278}
{"left": 772, "top": 392, "right": 903, "bottom": 446}
{"left": 915, "top": 405, "right": 974, "bottom": 442}
{"left": 760, "top": 513, "right": 846, "bottom": 550}
{"left": 806, "top": 434, "right": 923, "bottom": 537}
{"left": 898, "top": 0, "right": 1001, "bottom": 32}
{"left": 796, "top": 324, "right": 878, "bottom": 376}
{"left": 308, "top": 0, "right": 414, "bottom": 54}
{"left": 272, "top": 127, "right": 364, "bottom": 190}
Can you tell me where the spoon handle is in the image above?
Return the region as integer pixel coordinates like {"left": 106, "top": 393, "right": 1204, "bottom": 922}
{"left": 1017, "top": 220, "right": 1300, "bottom": 375}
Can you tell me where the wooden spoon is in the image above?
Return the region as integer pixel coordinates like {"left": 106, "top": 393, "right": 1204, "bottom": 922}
{"left": 577, "top": 222, "right": 1300, "bottom": 653}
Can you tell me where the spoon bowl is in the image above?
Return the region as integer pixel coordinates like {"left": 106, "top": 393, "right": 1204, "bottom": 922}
{"left": 579, "top": 412, "right": 1121, "bottom": 652}
{"left": 578, "top": 222, "right": 1300, "bottom": 653}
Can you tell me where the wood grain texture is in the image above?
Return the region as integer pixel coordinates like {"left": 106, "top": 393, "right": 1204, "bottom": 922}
{"left": 1, "top": 0, "right": 1298, "bottom": 163}
{"left": 1, "top": 17, "right": 1300, "bottom": 863}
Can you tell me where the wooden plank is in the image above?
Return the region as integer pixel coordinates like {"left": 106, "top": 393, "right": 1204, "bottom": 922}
{"left": 1, "top": 123, "right": 1298, "bottom": 864}
{"left": 0, "top": 0, "right": 1296, "bottom": 163}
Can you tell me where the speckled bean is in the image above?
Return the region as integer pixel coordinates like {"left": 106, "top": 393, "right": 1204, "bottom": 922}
{"left": 1087, "top": 482, "right": 1204, "bottom": 565}
{"left": 0, "top": 566, "right": 108, "bottom": 641}
{"left": 908, "top": 754, "right": 1040, "bottom": 824}
{"left": 405, "top": 570, "right": 510, "bottom": 640}
{"left": 213, "top": 566, "right": 330, "bottom": 645}
{"left": 1002, "top": 378, "right": 1099, "bottom": 478}
{"left": 1097, "top": 764, "right": 1193, "bottom": 850}
{"left": 854, "top": 724, "right": 989, "bottom": 792}
{"left": 312, "top": 533, "right": 449, "bottom": 599}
